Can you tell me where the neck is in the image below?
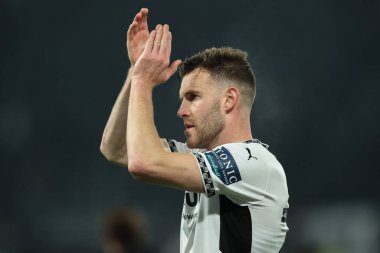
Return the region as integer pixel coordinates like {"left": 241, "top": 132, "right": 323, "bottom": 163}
{"left": 206, "top": 111, "right": 253, "bottom": 150}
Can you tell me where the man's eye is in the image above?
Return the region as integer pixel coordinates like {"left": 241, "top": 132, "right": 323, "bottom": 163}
{"left": 188, "top": 94, "right": 197, "bottom": 101}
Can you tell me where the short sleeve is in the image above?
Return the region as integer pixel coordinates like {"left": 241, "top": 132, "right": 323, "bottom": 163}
{"left": 193, "top": 142, "right": 278, "bottom": 205}
{"left": 164, "top": 139, "right": 205, "bottom": 153}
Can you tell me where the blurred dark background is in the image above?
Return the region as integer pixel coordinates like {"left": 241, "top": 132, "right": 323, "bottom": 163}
{"left": 1, "top": 0, "right": 379, "bottom": 252}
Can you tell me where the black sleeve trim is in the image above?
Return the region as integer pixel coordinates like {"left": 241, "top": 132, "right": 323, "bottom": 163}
{"left": 194, "top": 153, "right": 215, "bottom": 198}
{"left": 243, "top": 139, "right": 269, "bottom": 149}
{"left": 165, "top": 139, "right": 178, "bottom": 153}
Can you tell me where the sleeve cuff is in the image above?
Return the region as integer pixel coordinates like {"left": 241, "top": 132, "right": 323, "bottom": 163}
{"left": 193, "top": 153, "right": 216, "bottom": 197}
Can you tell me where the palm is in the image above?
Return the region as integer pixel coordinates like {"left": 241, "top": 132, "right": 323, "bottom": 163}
{"left": 127, "top": 9, "right": 149, "bottom": 66}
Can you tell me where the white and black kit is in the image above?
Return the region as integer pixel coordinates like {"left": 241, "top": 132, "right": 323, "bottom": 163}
{"left": 165, "top": 139, "right": 289, "bottom": 253}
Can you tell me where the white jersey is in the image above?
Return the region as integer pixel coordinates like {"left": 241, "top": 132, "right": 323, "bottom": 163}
{"left": 165, "top": 139, "right": 289, "bottom": 253}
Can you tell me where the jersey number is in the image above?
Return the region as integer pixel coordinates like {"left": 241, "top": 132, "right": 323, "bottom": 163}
{"left": 185, "top": 192, "right": 199, "bottom": 207}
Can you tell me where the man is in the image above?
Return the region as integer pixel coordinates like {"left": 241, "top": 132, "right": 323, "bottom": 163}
{"left": 100, "top": 8, "right": 289, "bottom": 253}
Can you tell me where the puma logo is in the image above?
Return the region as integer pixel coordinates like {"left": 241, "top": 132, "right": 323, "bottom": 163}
{"left": 245, "top": 148, "right": 257, "bottom": 160}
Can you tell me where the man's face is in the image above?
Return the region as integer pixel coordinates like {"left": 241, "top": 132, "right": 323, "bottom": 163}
{"left": 177, "top": 69, "right": 225, "bottom": 149}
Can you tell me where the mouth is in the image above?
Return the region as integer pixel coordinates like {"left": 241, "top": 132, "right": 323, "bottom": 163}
{"left": 184, "top": 123, "right": 194, "bottom": 130}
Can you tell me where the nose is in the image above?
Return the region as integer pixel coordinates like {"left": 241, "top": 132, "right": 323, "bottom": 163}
{"left": 177, "top": 101, "right": 189, "bottom": 118}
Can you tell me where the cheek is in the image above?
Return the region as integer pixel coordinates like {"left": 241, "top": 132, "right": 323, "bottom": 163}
{"left": 192, "top": 100, "right": 210, "bottom": 117}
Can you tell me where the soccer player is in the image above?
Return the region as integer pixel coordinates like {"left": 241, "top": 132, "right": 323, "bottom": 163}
{"left": 100, "top": 8, "right": 289, "bottom": 253}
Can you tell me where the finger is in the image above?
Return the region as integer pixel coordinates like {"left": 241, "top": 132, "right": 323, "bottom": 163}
{"left": 136, "top": 8, "right": 148, "bottom": 31}
{"left": 166, "top": 59, "right": 183, "bottom": 79}
{"left": 144, "top": 29, "right": 156, "bottom": 53}
{"left": 127, "top": 21, "right": 138, "bottom": 37}
{"left": 134, "top": 12, "right": 142, "bottom": 23}
{"left": 159, "top": 24, "right": 169, "bottom": 56}
{"left": 165, "top": 31, "right": 173, "bottom": 60}
{"left": 153, "top": 24, "right": 163, "bottom": 54}
{"left": 141, "top": 8, "right": 149, "bottom": 25}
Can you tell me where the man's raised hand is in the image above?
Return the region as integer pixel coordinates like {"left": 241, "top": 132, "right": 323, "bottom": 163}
{"left": 132, "top": 24, "right": 182, "bottom": 89}
{"left": 127, "top": 8, "right": 150, "bottom": 66}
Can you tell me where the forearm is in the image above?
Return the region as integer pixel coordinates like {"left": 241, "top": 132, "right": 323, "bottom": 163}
{"left": 100, "top": 68, "right": 133, "bottom": 166}
{"left": 126, "top": 80, "right": 204, "bottom": 192}
{"left": 127, "top": 81, "right": 165, "bottom": 175}
{"left": 126, "top": 23, "right": 184, "bottom": 180}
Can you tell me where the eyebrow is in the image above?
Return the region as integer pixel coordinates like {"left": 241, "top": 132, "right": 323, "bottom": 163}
{"left": 179, "top": 89, "right": 200, "bottom": 101}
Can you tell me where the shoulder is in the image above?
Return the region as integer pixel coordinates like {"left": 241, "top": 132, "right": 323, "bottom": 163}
{"left": 164, "top": 139, "right": 205, "bottom": 153}
{"left": 202, "top": 139, "right": 284, "bottom": 184}
{"left": 208, "top": 139, "right": 275, "bottom": 163}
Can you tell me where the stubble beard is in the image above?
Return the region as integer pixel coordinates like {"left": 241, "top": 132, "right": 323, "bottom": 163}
{"left": 187, "top": 100, "right": 225, "bottom": 150}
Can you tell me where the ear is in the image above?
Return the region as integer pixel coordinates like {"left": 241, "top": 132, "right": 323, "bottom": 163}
{"left": 223, "top": 86, "right": 239, "bottom": 112}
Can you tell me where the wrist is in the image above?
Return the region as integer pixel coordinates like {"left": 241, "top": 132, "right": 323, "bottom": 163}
{"left": 126, "top": 66, "right": 133, "bottom": 77}
{"left": 131, "top": 79, "right": 154, "bottom": 94}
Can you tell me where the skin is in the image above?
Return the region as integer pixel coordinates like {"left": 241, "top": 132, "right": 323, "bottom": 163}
{"left": 128, "top": 8, "right": 150, "bottom": 66}
{"left": 101, "top": 8, "right": 253, "bottom": 192}
{"left": 178, "top": 69, "right": 226, "bottom": 150}
{"left": 100, "top": 8, "right": 169, "bottom": 166}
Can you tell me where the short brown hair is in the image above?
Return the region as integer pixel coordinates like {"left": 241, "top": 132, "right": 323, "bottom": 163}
{"left": 178, "top": 47, "right": 256, "bottom": 108}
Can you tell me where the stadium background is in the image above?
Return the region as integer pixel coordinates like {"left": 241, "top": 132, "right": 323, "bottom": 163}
{"left": 1, "top": 0, "right": 379, "bottom": 252}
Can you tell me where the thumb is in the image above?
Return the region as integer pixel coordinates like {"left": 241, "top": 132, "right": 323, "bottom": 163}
{"left": 166, "top": 59, "right": 182, "bottom": 78}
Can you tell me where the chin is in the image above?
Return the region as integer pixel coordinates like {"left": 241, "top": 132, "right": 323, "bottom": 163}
{"left": 186, "top": 141, "right": 196, "bottom": 149}
{"left": 186, "top": 138, "right": 198, "bottom": 149}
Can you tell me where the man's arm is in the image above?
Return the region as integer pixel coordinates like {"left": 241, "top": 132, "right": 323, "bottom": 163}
{"left": 100, "top": 68, "right": 132, "bottom": 166}
{"left": 100, "top": 71, "right": 168, "bottom": 166}
{"left": 100, "top": 8, "right": 169, "bottom": 166}
{"left": 127, "top": 24, "right": 205, "bottom": 193}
